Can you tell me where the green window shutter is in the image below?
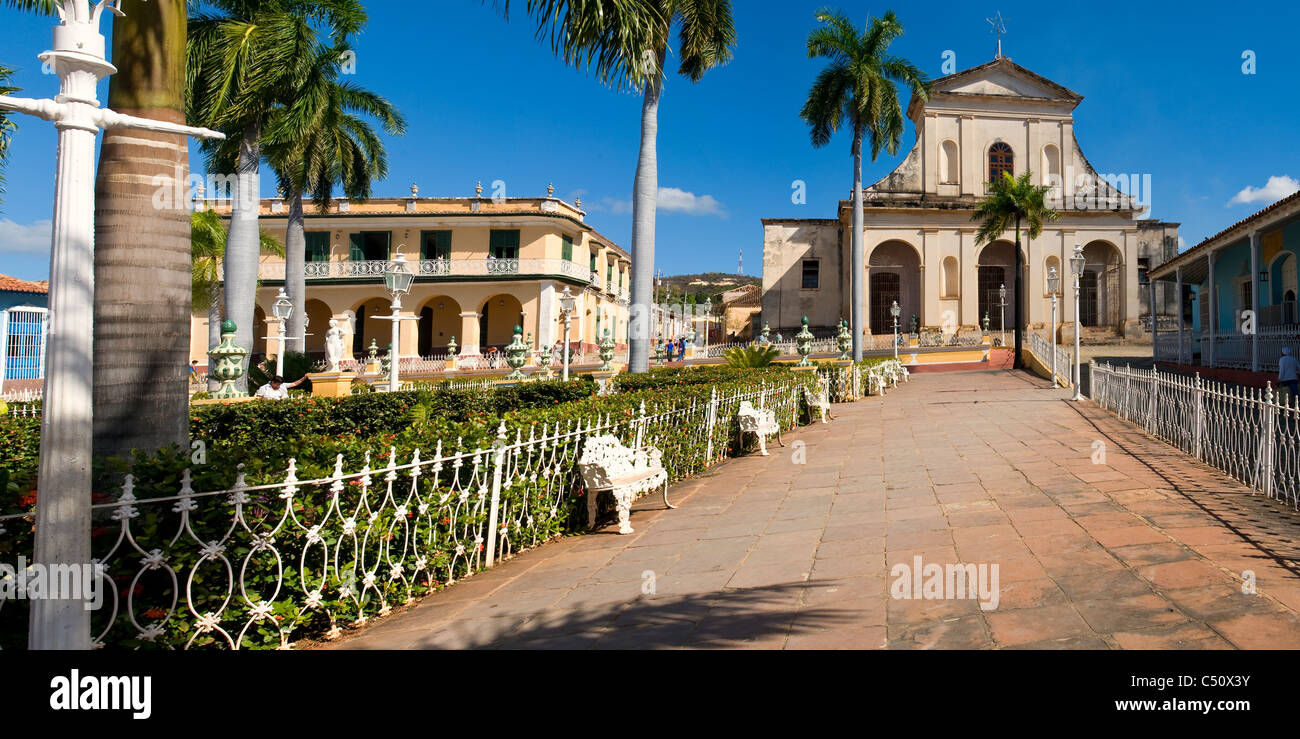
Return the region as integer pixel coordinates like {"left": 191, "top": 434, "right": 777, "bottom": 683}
{"left": 606, "top": 263, "right": 613, "bottom": 285}
{"left": 562, "top": 235, "right": 573, "bottom": 262}
{"left": 589, "top": 253, "right": 597, "bottom": 272}
{"left": 305, "top": 232, "right": 330, "bottom": 262}
{"left": 422, "top": 230, "right": 451, "bottom": 260}
{"left": 349, "top": 233, "right": 364, "bottom": 261}
{"left": 490, "top": 230, "right": 519, "bottom": 259}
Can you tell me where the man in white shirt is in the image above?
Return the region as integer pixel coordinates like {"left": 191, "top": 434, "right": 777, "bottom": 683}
{"left": 254, "top": 375, "right": 306, "bottom": 400}
{"left": 1279, "top": 347, "right": 1300, "bottom": 400}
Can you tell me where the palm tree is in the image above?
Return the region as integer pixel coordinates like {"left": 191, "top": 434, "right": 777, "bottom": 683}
{"left": 187, "top": 0, "right": 366, "bottom": 391}
{"left": 521, "top": 0, "right": 736, "bottom": 374}
{"left": 800, "top": 8, "right": 929, "bottom": 361}
{"left": 973, "top": 170, "right": 1060, "bottom": 369}
{"left": 0, "top": 62, "right": 16, "bottom": 209}
{"left": 262, "top": 43, "right": 406, "bottom": 354}
{"left": 192, "top": 208, "right": 285, "bottom": 388}
{"left": 90, "top": 0, "right": 198, "bottom": 460}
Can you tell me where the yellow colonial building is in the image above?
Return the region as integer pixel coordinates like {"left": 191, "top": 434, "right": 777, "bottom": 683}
{"left": 190, "top": 186, "right": 631, "bottom": 366}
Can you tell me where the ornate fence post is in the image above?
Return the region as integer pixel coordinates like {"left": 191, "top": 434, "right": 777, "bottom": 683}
{"left": 1261, "top": 383, "right": 1276, "bottom": 499}
{"left": 485, "top": 420, "right": 508, "bottom": 568}
{"left": 705, "top": 385, "right": 719, "bottom": 461}
{"left": 1193, "top": 373, "right": 1205, "bottom": 460}
{"left": 1149, "top": 366, "right": 1159, "bottom": 433}
{"left": 634, "top": 400, "right": 647, "bottom": 450}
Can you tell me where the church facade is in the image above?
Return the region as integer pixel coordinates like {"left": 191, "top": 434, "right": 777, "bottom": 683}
{"left": 761, "top": 58, "right": 1179, "bottom": 342}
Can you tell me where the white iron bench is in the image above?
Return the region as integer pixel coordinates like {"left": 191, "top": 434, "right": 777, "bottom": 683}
{"left": 578, "top": 435, "right": 673, "bottom": 535}
{"left": 737, "top": 400, "right": 782, "bottom": 456}
{"left": 804, "top": 377, "right": 833, "bottom": 423}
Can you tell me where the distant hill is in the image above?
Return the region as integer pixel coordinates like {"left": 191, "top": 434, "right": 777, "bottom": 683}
{"left": 656, "top": 272, "right": 760, "bottom": 304}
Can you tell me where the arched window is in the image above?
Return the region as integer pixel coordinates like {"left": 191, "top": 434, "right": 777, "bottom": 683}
{"left": 940, "top": 140, "right": 959, "bottom": 184}
{"left": 989, "top": 142, "right": 1014, "bottom": 182}
{"left": 1041, "top": 144, "right": 1061, "bottom": 186}
{"left": 942, "top": 256, "right": 959, "bottom": 297}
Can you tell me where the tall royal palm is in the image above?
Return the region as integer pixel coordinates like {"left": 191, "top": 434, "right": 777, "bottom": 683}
{"left": 0, "top": 62, "right": 17, "bottom": 208}
{"left": 800, "top": 8, "right": 928, "bottom": 361}
{"left": 263, "top": 44, "right": 406, "bottom": 353}
{"left": 523, "top": 0, "right": 735, "bottom": 373}
{"left": 188, "top": 0, "right": 365, "bottom": 390}
{"left": 973, "top": 170, "right": 1060, "bottom": 369}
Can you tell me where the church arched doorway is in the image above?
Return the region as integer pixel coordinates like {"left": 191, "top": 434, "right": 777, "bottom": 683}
{"left": 1080, "top": 241, "right": 1123, "bottom": 329}
{"left": 868, "top": 241, "right": 920, "bottom": 334}
{"left": 977, "top": 241, "right": 1018, "bottom": 331}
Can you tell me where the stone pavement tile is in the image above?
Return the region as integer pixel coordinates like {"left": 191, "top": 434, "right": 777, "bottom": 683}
{"left": 645, "top": 569, "right": 735, "bottom": 598}
{"left": 888, "top": 505, "right": 947, "bottom": 521}
{"left": 1141, "top": 511, "right": 1223, "bottom": 528}
{"left": 801, "top": 576, "right": 886, "bottom": 603}
{"left": 885, "top": 594, "right": 981, "bottom": 624}
{"left": 1137, "top": 559, "right": 1232, "bottom": 591}
{"left": 1037, "top": 549, "right": 1126, "bottom": 578}
{"left": 456, "top": 587, "right": 570, "bottom": 619}
{"left": 885, "top": 546, "right": 960, "bottom": 568}
{"left": 1004, "top": 635, "right": 1112, "bottom": 650}
{"left": 667, "top": 537, "right": 756, "bottom": 574}
{"left": 1209, "top": 610, "right": 1300, "bottom": 649}
{"left": 1091, "top": 526, "right": 1172, "bottom": 549}
{"left": 995, "top": 578, "right": 1069, "bottom": 611}
{"left": 1072, "top": 512, "right": 1146, "bottom": 533}
{"left": 493, "top": 567, "right": 596, "bottom": 594}
{"left": 591, "top": 557, "right": 681, "bottom": 583}
{"left": 629, "top": 526, "right": 709, "bottom": 547}
{"left": 690, "top": 611, "right": 796, "bottom": 648}
{"left": 701, "top": 520, "right": 769, "bottom": 539}
{"left": 809, "top": 555, "right": 885, "bottom": 581}
{"left": 1004, "top": 505, "right": 1071, "bottom": 523}
{"left": 1054, "top": 568, "right": 1154, "bottom": 601}
{"left": 1161, "top": 585, "right": 1280, "bottom": 622}
{"left": 499, "top": 631, "right": 605, "bottom": 650}
{"left": 608, "top": 542, "right": 686, "bottom": 564}
{"left": 883, "top": 516, "right": 948, "bottom": 535}
{"left": 1024, "top": 533, "right": 1104, "bottom": 557}
{"left": 551, "top": 580, "right": 644, "bottom": 611}
{"left": 765, "top": 516, "right": 827, "bottom": 534}
{"left": 568, "top": 531, "right": 644, "bottom": 551}
{"left": 816, "top": 537, "right": 885, "bottom": 560}
{"left": 986, "top": 604, "right": 1095, "bottom": 647}
{"left": 887, "top": 529, "right": 955, "bottom": 552}
{"left": 592, "top": 622, "right": 698, "bottom": 649}
{"left": 1109, "top": 542, "right": 1199, "bottom": 567}
{"left": 1014, "top": 518, "right": 1084, "bottom": 538}
{"left": 946, "top": 511, "right": 1013, "bottom": 528}
{"left": 888, "top": 615, "right": 992, "bottom": 649}
{"left": 1110, "top": 621, "right": 1233, "bottom": 650}
{"left": 1073, "top": 594, "right": 1188, "bottom": 633}
{"left": 402, "top": 616, "right": 533, "bottom": 649}
{"left": 528, "top": 547, "right": 618, "bottom": 572}
{"left": 727, "top": 561, "right": 811, "bottom": 589}
{"left": 1167, "top": 526, "right": 1252, "bottom": 547}
{"left": 786, "top": 626, "right": 887, "bottom": 649}
{"left": 980, "top": 555, "right": 1049, "bottom": 583}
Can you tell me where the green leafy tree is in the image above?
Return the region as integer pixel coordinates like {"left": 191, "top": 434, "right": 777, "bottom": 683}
{"left": 262, "top": 43, "right": 406, "bottom": 354}
{"left": 187, "top": 0, "right": 367, "bottom": 391}
{"left": 518, "top": 0, "right": 736, "bottom": 374}
{"left": 972, "top": 170, "right": 1060, "bottom": 368}
{"left": 0, "top": 62, "right": 17, "bottom": 209}
{"left": 799, "top": 8, "right": 929, "bottom": 361}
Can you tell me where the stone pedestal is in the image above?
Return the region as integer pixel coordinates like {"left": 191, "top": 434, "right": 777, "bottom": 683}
{"left": 309, "top": 372, "right": 355, "bottom": 398}
{"left": 592, "top": 369, "right": 618, "bottom": 396}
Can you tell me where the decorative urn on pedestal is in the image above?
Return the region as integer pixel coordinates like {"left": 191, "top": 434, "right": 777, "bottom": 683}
{"left": 836, "top": 318, "right": 852, "bottom": 361}
{"left": 760, "top": 322, "right": 771, "bottom": 345}
{"left": 795, "top": 316, "right": 815, "bottom": 367}
{"left": 208, "top": 320, "right": 249, "bottom": 399}
{"left": 505, "top": 325, "right": 529, "bottom": 380}
{"left": 598, "top": 328, "right": 616, "bottom": 372}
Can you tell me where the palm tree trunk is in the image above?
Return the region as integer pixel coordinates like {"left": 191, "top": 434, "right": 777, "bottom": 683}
{"left": 1014, "top": 218, "right": 1024, "bottom": 369}
{"left": 628, "top": 50, "right": 665, "bottom": 374}
{"left": 851, "top": 124, "right": 865, "bottom": 361}
{"left": 285, "top": 186, "right": 307, "bottom": 354}
{"left": 207, "top": 284, "right": 221, "bottom": 392}
{"left": 224, "top": 120, "right": 263, "bottom": 392}
{"left": 92, "top": 0, "right": 191, "bottom": 459}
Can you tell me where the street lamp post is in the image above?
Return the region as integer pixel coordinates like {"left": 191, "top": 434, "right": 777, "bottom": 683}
{"left": 1070, "top": 244, "right": 1086, "bottom": 401}
{"left": 271, "top": 287, "right": 293, "bottom": 378}
{"left": 1047, "top": 267, "right": 1060, "bottom": 386}
{"left": 558, "top": 285, "right": 576, "bottom": 381}
{"left": 703, "top": 298, "right": 712, "bottom": 356}
{"left": 0, "top": 1, "right": 226, "bottom": 650}
{"left": 999, "top": 283, "right": 1007, "bottom": 347}
{"left": 890, "top": 300, "right": 901, "bottom": 360}
{"left": 383, "top": 253, "right": 414, "bottom": 392}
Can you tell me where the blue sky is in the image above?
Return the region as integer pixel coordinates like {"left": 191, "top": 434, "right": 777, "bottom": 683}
{"left": 1, "top": 0, "right": 1298, "bottom": 282}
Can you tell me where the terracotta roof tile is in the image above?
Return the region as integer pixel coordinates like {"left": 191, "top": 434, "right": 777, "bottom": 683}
{"left": 0, "top": 274, "right": 49, "bottom": 294}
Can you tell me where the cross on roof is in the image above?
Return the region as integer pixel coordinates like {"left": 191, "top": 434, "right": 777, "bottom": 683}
{"left": 987, "top": 11, "right": 1008, "bottom": 59}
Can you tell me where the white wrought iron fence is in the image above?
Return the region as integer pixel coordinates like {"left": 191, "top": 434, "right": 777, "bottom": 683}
{"left": 1, "top": 387, "right": 42, "bottom": 403}
{"left": 0, "top": 375, "right": 825, "bottom": 649}
{"left": 1028, "top": 332, "right": 1074, "bottom": 387}
{"left": 1090, "top": 361, "right": 1299, "bottom": 510}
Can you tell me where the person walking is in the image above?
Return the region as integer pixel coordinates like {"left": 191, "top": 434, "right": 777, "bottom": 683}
{"left": 1279, "top": 347, "right": 1300, "bottom": 402}
{"left": 254, "top": 374, "right": 306, "bottom": 400}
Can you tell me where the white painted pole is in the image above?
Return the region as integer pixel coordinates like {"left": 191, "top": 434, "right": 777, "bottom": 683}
{"left": 1051, "top": 294, "right": 1057, "bottom": 385}
{"left": 1073, "top": 271, "right": 1083, "bottom": 402}
{"left": 388, "top": 297, "right": 401, "bottom": 392}
{"left": 1, "top": 2, "right": 225, "bottom": 650}
{"left": 275, "top": 320, "right": 287, "bottom": 377}
{"left": 562, "top": 314, "right": 571, "bottom": 381}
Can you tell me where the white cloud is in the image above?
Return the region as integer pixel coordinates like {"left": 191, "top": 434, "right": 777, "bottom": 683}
{"left": 0, "top": 218, "right": 52, "bottom": 255}
{"left": 1228, "top": 175, "right": 1300, "bottom": 207}
{"left": 657, "top": 187, "right": 725, "bottom": 216}
{"left": 1177, "top": 235, "right": 1187, "bottom": 251}
{"left": 585, "top": 187, "right": 726, "bottom": 217}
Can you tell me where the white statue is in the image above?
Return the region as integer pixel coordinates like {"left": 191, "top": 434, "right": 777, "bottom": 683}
{"left": 325, "top": 319, "right": 345, "bottom": 372}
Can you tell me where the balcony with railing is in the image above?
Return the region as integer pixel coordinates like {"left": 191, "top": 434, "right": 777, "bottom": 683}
{"left": 258, "top": 257, "right": 595, "bottom": 284}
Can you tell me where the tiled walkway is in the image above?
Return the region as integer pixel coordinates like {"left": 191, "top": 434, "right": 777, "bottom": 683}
{"left": 329, "top": 369, "right": 1300, "bottom": 649}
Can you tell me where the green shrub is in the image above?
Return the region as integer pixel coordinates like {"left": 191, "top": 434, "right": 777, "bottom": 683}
{"left": 724, "top": 345, "right": 780, "bottom": 368}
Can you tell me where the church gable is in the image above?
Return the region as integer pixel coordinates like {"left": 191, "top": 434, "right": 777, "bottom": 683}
{"left": 931, "top": 58, "right": 1082, "bottom": 103}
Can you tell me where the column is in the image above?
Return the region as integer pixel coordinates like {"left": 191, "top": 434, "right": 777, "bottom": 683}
{"left": 537, "top": 280, "right": 556, "bottom": 349}
{"left": 1207, "top": 250, "right": 1217, "bottom": 367}
{"left": 960, "top": 230, "right": 978, "bottom": 328}
{"left": 1149, "top": 279, "right": 1158, "bottom": 357}
{"left": 398, "top": 311, "right": 419, "bottom": 359}
{"left": 1251, "top": 230, "right": 1260, "bottom": 372}
{"left": 459, "top": 311, "right": 482, "bottom": 356}
{"left": 959, "top": 115, "right": 976, "bottom": 197}
{"left": 1175, "top": 268, "right": 1184, "bottom": 364}
{"left": 922, "top": 229, "right": 940, "bottom": 327}
{"left": 263, "top": 317, "right": 282, "bottom": 360}
{"left": 332, "top": 312, "right": 355, "bottom": 359}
